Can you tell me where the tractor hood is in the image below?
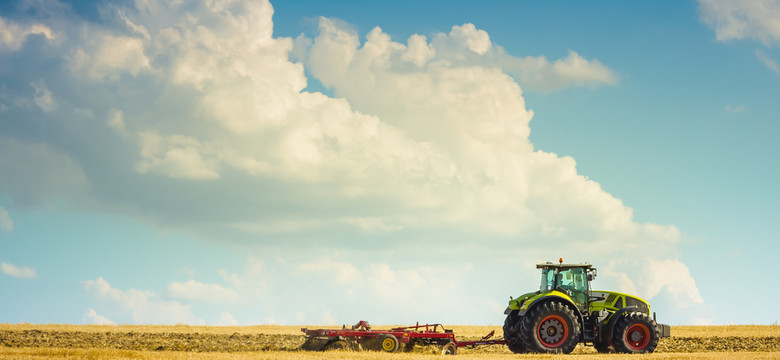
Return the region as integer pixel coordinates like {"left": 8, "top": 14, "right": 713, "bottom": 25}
{"left": 590, "top": 290, "right": 651, "bottom": 315}
{"left": 504, "top": 291, "right": 537, "bottom": 314}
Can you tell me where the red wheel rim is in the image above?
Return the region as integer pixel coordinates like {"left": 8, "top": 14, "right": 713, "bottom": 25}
{"left": 625, "top": 323, "right": 651, "bottom": 350}
{"left": 537, "top": 315, "right": 568, "bottom": 348}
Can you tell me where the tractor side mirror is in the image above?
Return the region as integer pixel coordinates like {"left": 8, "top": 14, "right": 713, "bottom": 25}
{"left": 587, "top": 269, "right": 597, "bottom": 281}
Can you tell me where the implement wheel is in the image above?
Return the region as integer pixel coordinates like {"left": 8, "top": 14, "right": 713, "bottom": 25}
{"left": 379, "top": 334, "right": 400, "bottom": 353}
{"left": 360, "top": 336, "right": 380, "bottom": 351}
{"left": 441, "top": 341, "right": 457, "bottom": 355}
{"left": 612, "top": 312, "right": 659, "bottom": 353}
{"left": 325, "top": 339, "right": 352, "bottom": 351}
{"left": 520, "top": 301, "right": 581, "bottom": 354}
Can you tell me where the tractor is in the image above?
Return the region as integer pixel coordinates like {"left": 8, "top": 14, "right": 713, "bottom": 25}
{"left": 503, "top": 260, "right": 670, "bottom": 354}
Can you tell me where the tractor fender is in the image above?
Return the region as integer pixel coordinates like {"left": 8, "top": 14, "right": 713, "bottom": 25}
{"left": 599, "top": 306, "right": 638, "bottom": 342}
{"left": 522, "top": 295, "right": 584, "bottom": 331}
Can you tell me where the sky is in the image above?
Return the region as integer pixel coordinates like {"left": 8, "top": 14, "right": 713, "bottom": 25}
{"left": 0, "top": 0, "right": 778, "bottom": 327}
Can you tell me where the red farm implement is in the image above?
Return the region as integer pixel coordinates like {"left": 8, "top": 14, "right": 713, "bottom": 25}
{"left": 301, "top": 320, "right": 506, "bottom": 355}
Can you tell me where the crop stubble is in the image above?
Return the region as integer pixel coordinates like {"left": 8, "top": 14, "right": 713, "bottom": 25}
{"left": 0, "top": 324, "right": 778, "bottom": 359}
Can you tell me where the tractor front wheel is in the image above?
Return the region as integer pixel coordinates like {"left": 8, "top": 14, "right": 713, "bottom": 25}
{"left": 611, "top": 312, "right": 660, "bottom": 353}
{"left": 520, "top": 301, "right": 581, "bottom": 354}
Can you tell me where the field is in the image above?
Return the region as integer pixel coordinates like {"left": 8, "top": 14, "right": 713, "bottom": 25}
{"left": 1, "top": 324, "right": 779, "bottom": 359}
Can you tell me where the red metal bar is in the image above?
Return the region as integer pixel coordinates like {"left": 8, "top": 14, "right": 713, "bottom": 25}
{"left": 302, "top": 320, "right": 506, "bottom": 349}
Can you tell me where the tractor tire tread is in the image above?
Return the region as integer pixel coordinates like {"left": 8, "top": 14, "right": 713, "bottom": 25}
{"left": 520, "top": 301, "right": 581, "bottom": 354}
{"left": 611, "top": 311, "right": 660, "bottom": 354}
{"left": 503, "top": 311, "right": 527, "bottom": 353}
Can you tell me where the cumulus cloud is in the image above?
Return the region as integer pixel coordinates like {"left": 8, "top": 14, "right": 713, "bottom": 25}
{"left": 84, "top": 308, "right": 116, "bottom": 325}
{"left": 0, "top": 206, "right": 12, "bottom": 233}
{"left": 83, "top": 277, "right": 203, "bottom": 324}
{"left": 167, "top": 280, "right": 241, "bottom": 304}
{"left": 217, "top": 311, "right": 240, "bottom": 326}
{"left": 68, "top": 34, "right": 150, "bottom": 81}
{"left": 135, "top": 132, "right": 220, "bottom": 180}
{"left": 642, "top": 259, "right": 704, "bottom": 308}
{"left": 698, "top": 0, "right": 780, "bottom": 47}
{"left": 1, "top": 262, "right": 37, "bottom": 278}
{"left": 0, "top": 16, "right": 54, "bottom": 51}
{"left": 306, "top": 20, "right": 617, "bottom": 94}
{"left": 0, "top": 0, "right": 699, "bottom": 321}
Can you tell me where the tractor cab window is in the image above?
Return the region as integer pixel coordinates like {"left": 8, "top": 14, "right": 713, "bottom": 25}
{"left": 540, "top": 268, "right": 555, "bottom": 292}
{"left": 556, "top": 268, "right": 588, "bottom": 309}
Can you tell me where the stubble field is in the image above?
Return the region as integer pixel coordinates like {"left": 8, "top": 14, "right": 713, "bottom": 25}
{"left": 1, "top": 324, "right": 778, "bottom": 359}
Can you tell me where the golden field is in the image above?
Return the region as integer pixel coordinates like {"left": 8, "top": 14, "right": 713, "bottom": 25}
{"left": 1, "top": 324, "right": 778, "bottom": 359}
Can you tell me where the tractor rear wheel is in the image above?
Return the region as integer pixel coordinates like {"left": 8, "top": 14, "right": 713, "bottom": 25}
{"left": 520, "top": 301, "right": 581, "bottom": 354}
{"left": 611, "top": 312, "right": 659, "bottom": 353}
{"left": 503, "top": 311, "right": 527, "bottom": 353}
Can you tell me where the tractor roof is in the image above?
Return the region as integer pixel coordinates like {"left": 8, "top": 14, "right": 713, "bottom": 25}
{"left": 536, "top": 262, "right": 594, "bottom": 270}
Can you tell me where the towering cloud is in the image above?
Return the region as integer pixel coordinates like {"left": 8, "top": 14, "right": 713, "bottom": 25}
{"left": 1, "top": 0, "right": 703, "bottom": 323}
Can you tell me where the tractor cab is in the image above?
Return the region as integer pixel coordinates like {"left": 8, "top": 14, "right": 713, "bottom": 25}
{"left": 537, "top": 261, "right": 595, "bottom": 313}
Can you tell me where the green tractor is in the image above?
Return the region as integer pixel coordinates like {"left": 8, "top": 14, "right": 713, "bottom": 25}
{"left": 503, "top": 260, "right": 671, "bottom": 354}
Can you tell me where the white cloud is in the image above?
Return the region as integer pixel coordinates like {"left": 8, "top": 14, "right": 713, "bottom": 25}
{"left": 1, "top": 262, "right": 37, "bottom": 278}
{"left": 135, "top": 131, "right": 220, "bottom": 180}
{"left": 84, "top": 308, "right": 116, "bottom": 325}
{"left": 298, "top": 257, "right": 362, "bottom": 286}
{"left": 725, "top": 104, "right": 746, "bottom": 113}
{"left": 698, "top": 0, "right": 780, "bottom": 47}
{"left": 3, "top": 0, "right": 621, "bottom": 237}
{"left": 69, "top": 34, "right": 150, "bottom": 80}
{"left": 448, "top": 23, "right": 492, "bottom": 55}
{"left": 504, "top": 50, "right": 619, "bottom": 92}
{"left": 167, "top": 279, "right": 241, "bottom": 304}
{"left": 30, "top": 80, "right": 56, "bottom": 113}
{"left": 309, "top": 20, "right": 616, "bottom": 94}
{"left": 106, "top": 108, "right": 126, "bottom": 133}
{"left": 0, "top": 206, "right": 12, "bottom": 233}
{"left": 217, "top": 311, "right": 239, "bottom": 326}
{"left": 755, "top": 49, "right": 780, "bottom": 73}
{"left": 0, "top": 16, "right": 54, "bottom": 51}
{"left": 83, "top": 277, "right": 204, "bottom": 324}
{"left": 402, "top": 34, "right": 435, "bottom": 66}
{"left": 642, "top": 259, "right": 705, "bottom": 308}
{"left": 216, "top": 256, "right": 266, "bottom": 298}
{"left": 271, "top": 254, "right": 470, "bottom": 324}
{"left": 0, "top": 0, "right": 702, "bottom": 323}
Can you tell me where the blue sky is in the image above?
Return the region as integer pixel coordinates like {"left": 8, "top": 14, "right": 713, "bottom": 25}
{"left": 0, "top": 0, "right": 778, "bottom": 326}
